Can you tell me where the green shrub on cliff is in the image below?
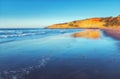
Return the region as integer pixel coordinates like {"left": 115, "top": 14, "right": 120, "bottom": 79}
{"left": 101, "top": 16, "right": 120, "bottom": 27}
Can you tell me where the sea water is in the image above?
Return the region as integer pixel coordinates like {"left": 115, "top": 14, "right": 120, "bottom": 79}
{"left": 0, "top": 28, "right": 120, "bottom": 79}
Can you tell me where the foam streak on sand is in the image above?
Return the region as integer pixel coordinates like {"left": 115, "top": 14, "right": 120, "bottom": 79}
{"left": 0, "top": 56, "right": 50, "bottom": 79}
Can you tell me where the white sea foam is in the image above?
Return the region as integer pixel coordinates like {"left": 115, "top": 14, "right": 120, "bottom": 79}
{"left": 0, "top": 35, "right": 8, "bottom": 38}
{"left": 0, "top": 56, "right": 50, "bottom": 79}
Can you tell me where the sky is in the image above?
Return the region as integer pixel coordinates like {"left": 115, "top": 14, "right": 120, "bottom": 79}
{"left": 0, "top": 0, "right": 120, "bottom": 28}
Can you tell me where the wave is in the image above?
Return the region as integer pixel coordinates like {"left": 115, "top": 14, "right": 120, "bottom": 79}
{"left": 0, "top": 29, "right": 82, "bottom": 44}
{"left": 0, "top": 31, "right": 47, "bottom": 38}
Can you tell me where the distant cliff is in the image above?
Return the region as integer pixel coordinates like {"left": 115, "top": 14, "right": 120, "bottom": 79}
{"left": 48, "top": 15, "right": 120, "bottom": 28}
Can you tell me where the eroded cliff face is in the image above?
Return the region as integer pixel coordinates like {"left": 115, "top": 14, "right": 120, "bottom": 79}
{"left": 48, "top": 15, "right": 120, "bottom": 29}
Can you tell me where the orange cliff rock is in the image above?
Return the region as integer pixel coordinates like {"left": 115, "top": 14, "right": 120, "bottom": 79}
{"left": 47, "top": 14, "right": 120, "bottom": 29}
{"left": 117, "top": 15, "right": 120, "bottom": 21}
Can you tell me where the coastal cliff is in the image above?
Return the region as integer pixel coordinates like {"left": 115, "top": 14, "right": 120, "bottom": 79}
{"left": 48, "top": 15, "right": 120, "bottom": 29}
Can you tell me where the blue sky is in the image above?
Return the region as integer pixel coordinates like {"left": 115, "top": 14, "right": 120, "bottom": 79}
{"left": 0, "top": 0, "right": 120, "bottom": 28}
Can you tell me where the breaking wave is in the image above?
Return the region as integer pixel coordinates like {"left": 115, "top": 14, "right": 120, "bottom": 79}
{"left": 0, "top": 28, "right": 81, "bottom": 43}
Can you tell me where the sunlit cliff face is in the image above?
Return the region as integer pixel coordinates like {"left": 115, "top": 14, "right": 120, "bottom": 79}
{"left": 48, "top": 14, "right": 120, "bottom": 29}
{"left": 72, "top": 29, "right": 101, "bottom": 39}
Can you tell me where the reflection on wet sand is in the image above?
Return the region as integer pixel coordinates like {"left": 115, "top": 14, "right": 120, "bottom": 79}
{"left": 72, "top": 29, "right": 101, "bottom": 39}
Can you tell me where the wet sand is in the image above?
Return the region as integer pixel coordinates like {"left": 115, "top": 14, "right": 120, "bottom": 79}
{"left": 103, "top": 28, "right": 120, "bottom": 40}
{"left": 72, "top": 28, "right": 120, "bottom": 40}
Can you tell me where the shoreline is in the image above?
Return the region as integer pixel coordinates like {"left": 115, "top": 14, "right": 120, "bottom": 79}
{"left": 46, "top": 27, "right": 120, "bottom": 40}
{"left": 69, "top": 28, "right": 120, "bottom": 40}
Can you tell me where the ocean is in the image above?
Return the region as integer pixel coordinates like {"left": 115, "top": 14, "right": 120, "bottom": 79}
{"left": 0, "top": 28, "right": 120, "bottom": 79}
